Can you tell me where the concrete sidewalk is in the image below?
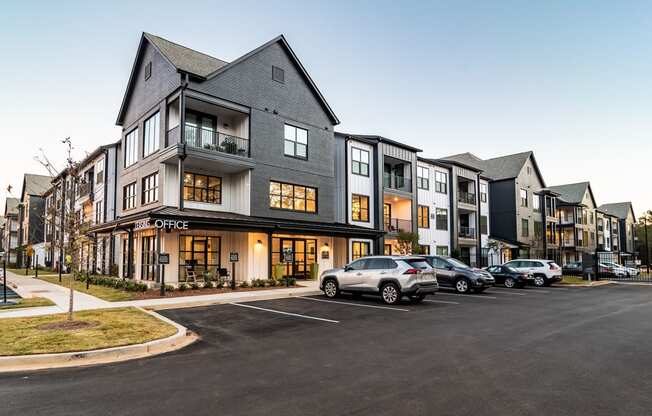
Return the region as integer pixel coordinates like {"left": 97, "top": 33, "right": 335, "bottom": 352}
{"left": 1, "top": 270, "right": 321, "bottom": 318}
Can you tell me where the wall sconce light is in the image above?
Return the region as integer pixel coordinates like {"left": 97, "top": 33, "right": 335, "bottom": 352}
{"left": 256, "top": 239, "right": 263, "bottom": 246}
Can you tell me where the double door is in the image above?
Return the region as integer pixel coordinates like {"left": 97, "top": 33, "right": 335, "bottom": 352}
{"left": 279, "top": 238, "right": 317, "bottom": 279}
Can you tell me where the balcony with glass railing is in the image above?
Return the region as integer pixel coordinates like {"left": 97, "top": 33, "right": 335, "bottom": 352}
{"left": 458, "top": 226, "right": 476, "bottom": 239}
{"left": 384, "top": 218, "right": 412, "bottom": 234}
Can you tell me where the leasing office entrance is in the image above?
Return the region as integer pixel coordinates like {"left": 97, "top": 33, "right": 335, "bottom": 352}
{"left": 271, "top": 236, "right": 317, "bottom": 279}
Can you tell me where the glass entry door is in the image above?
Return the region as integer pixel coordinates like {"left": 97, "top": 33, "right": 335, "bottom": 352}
{"left": 273, "top": 237, "right": 317, "bottom": 279}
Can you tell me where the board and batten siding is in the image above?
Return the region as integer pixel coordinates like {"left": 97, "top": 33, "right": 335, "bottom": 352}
{"left": 480, "top": 178, "right": 490, "bottom": 248}
{"left": 347, "top": 140, "right": 375, "bottom": 229}
{"left": 417, "top": 161, "right": 451, "bottom": 253}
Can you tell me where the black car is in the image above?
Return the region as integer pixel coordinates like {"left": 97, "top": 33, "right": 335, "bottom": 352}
{"left": 562, "top": 261, "right": 583, "bottom": 276}
{"left": 423, "top": 256, "right": 494, "bottom": 294}
{"left": 484, "top": 265, "right": 533, "bottom": 288}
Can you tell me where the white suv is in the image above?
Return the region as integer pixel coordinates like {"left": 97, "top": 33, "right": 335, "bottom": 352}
{"left": 319, "top": 256, "right": 438, "bottom": 304}
{"left": 502, "top": 259, "right": 563, "bottom": 287}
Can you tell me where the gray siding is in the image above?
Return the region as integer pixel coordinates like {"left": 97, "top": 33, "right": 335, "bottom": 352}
{"left": 489, "top": 179, "right": 517, "bottom": 242}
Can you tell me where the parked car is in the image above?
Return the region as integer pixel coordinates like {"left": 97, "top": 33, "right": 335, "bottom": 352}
{"left": 422, "top": 256, "right": 494, "bottom": 294}
{"left": 502, "top": 259, "right": 563, "bottom": 287}
{"left": 562, "top": 261, "right": 584, "bottom": 276}
{"left": 319, "top": 256, "right": 438, "bottom": 305}
{"left": 484, "top": 265, "right": 533, "bottom": 288}
{"left": 603, "top": 261, "right": 639, "bottom": 277}
{"left": 592, "top": 262, "right": 627, "bottom": 278}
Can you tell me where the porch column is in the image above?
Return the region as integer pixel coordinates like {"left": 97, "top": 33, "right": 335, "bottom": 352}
{"left": 127, "top": 228, "right": 134, "bottom": 279}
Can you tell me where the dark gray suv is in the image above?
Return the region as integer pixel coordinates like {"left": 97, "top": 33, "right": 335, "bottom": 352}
{"left": 423, "top": 256, "right": 494, "bottom": 293}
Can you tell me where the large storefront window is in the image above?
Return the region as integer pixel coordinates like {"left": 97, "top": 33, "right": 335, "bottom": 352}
{"left": 179, "top": 235, "right": 221, "bottom": 282}
{"left": 141, "top": 235, "right": 157, "bottom": 281}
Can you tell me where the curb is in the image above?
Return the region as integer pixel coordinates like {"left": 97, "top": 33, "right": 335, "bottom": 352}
{"left": 0, "top": 308, "right": 197, "bottom": 373}
{"left": 559, "top": 281, "right": 613, "bottom": 287}
{"left": 146, "top": 289, "right": 323, "bottom": 311}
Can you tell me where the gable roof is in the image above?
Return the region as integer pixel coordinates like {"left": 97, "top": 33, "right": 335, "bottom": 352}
{"left": 437, "top": 152, "right": 485, "bottom": 171}
{"left": 117, "top": 33, "right": 339, "bottom": 125}
{"left": 598, "top": 202, "right": 635, "bottom": 220}
{"left": 546, "top": 182, "right": 596, "bottom": 206}
{"left": 5, "top": 198, "right": 19, "bottom": 216}
{"left": 22, "top": 174, "right": 52, "bottom": 198}
{"left": 436, "top": 150, "right": 545, "bottom": 184}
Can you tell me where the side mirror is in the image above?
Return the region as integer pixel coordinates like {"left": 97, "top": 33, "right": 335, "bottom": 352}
{"left": 344, "top": 266, "right": 352, "bottom": 272}
{"left": 446, "top": 265, "right": 454, "bottom": 271}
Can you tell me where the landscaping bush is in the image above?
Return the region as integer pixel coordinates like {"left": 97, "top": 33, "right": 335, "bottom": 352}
{"left": 165, "top": 285, "right": 175, "bottom": 292}
{"left": 179, "top": 284, "right": 188, "bottom": 292}
{"left": 239, "top": 281, "right": 250, "bottom": 288}
{"left": 203, "top": 280, "right": 214, "bottom": 289}
{"left": 190, "top": 282, "right": 200, "bottom": 290}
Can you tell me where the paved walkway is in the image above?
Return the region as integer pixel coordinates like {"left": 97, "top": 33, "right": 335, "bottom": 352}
{"left": 1, "top": 270, "right": 321, "bottom": 318}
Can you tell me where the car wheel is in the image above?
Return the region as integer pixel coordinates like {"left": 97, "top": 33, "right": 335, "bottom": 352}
{"left": 381, "top": 282, "right": 401, "bottom": 305}
{"left": 504, "top": 277, "right": 516, "bottom": 288}
{"left": 323, "top": 279, "right": 339, "bottom": 298}
{"left": 533, "top": 275, "right": 546, "bottom": 287}
{"left": 454, "top": 278, "right": 470, "bottom": 294}
{"left": 409, "top": 294, "right": 426, "bottom": 303}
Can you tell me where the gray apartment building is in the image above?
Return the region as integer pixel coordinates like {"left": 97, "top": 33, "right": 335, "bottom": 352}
{"left": 2, "top": 198, "right": 20, "bottom": 265}
{"left": 88, "top": 32, "right": 380, "bottom": 285}
{"left": 598, "top": 202, "right": 637, "bottom": 256}
{"left": 17, "top": 174, "right": 51, "bottom": 267}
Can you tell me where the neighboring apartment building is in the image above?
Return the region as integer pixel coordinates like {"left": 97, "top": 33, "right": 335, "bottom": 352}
{"left": 88, "top": 32, "right": 380, "bottom": 286}
{"left": 438, "top": 151, "right": 558, "bottom": 263}
{"left": 334, "top": 133, "right": 421, "bottom": 258}
{"left": 546, "top": 182, "right": 598, "bottom": 265}
{"left": 3, "top": 198, "right": 20, "bottom": 264}
{"left": 17, "top": 174, "right": 51, "bottom": 267}
{"left": 598, "top": 202, "right": 637, "bottom": 256}
{"left": 416, "top": 157, "right": 491, "bottom": 266}
{"left": 595, "top": 210, "right": 620, "bottom": 252}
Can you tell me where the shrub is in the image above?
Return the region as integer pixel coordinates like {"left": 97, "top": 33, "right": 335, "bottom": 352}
{"left": 190, "top": 282, "right": 200, "bottom": 290}
{"left": 203, "top": 280, "right": 214, "bottom": 289}
{"left": 179, "top": 284, "right": 188, "bottom": 292}
{"left": 165, "top": 285, "right": 175, "bottom": 292}
{"left": 239, "top": 281, "right": 250, "bottom": 288}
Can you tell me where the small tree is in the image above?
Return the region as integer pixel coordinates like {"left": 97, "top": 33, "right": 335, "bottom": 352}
{"left": 396, "top": 231, "right": 420, "bottom": 255}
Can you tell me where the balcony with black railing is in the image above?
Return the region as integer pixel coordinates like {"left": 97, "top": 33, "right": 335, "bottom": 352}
{"left": 457, "top": 191, "right": 476, "bottom": 205}
{"left": 184, "top": 125, "right": 249, "bottom": 158}
{"left": 383, "top": 174, "right": 412, "bottom": 193}
{"left": 384, "top": 218, "right": 412, "bottom": 234}
{"left": 458, "top": 226, "right": 476, "bottom": 239}
{"left": 77, "top": 182, "right": 93, "bottom": 201}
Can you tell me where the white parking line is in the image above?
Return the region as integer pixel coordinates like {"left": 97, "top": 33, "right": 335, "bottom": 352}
{"left": 229, "top": 302, "right": 339, "bottom": 323}
{"left": 423, "top": 299, "right": 460, "bottom": 305}
{"left": 487, "top": 288, "right": 528, "bottom": 296}
{"left": 437, "top": 292, "right": 498, "bottom": 299}
{"left": 297, "top": 296, "right": 410, "bottom": 312}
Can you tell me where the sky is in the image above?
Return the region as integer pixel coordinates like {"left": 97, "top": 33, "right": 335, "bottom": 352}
{"left": 1, "top": 0, "right": 651, "bottom": 215}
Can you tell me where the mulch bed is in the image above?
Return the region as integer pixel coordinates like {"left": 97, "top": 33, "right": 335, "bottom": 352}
{"left": 37, "top": 320, "right": 99, "bottom": 331}
{"left": 132, "top": 284, "right": 303, "bottom": 300}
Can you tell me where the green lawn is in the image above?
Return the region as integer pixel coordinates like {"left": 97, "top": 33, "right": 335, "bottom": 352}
{"left": 37, "top": 275, "right": 138, "bottom": 302}
{"left": 0, "top": 307, "right": 177, "bottom": 356}
{"left": 559, "top": 276, "right": 589, "bottom": 285}
{"left": 0, "top": 297, "right": 56, "bottom": 310}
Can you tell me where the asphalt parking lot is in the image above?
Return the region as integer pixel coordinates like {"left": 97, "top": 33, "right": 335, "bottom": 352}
{"left": 2, "top": 284, "right": 652, "bottom": 416}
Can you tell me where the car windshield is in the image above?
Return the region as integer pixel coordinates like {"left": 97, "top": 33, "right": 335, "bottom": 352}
{"left": 446, "top": 258, "right": 470, "bottom": 268}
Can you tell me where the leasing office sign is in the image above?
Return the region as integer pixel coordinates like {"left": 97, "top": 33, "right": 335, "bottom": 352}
{"left": 134, "top": 218, "right": 189, "bottom": 231}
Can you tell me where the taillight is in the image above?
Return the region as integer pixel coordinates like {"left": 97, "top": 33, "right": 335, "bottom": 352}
{"left": 404, "top": 268, "right": 420, "bottom": 275}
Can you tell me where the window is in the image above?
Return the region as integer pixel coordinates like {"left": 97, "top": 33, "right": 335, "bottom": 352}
{"left": 435, "top": 171, "right": 448, "bottom": 193}
{"left": 520, "top": 189, "right": 528, "bottom": 207}
{"left": 351, "top": 194, "right": 369, "bottom": 222}
{"left": 143, "top": 112, "right": 160, "bottom": 158}
{"left": 436, "top": 208, "right": 448, "bottom": 230}
{"left": 179, "top": 235, "right": 221, "bottom": 282}
{"left": 123, "top": 182, "right": 137, "bottom": 210}
{"left": 95, "top": 201, "right": 103, "bottom": 224}
{"left": 533, "top": 195, "right": 540, "bottom": 212}
{"left": 367, "top": 258, "right": 398, "bottom": 269}
{"left": 419, "top": 245, "right": 430, "bottom": 255}
{"left": 480, "top": 183, "right": 487, "bottom": 202}
{"left": 348, "top": 258, "right": 369, "bottom": 270}
{"left": 480, "top": 215, "right": 488, "bottom": 235}
{"left": 95, "top": 158, "right": 104, "bottom": 185}
{"left": 142, "top": 172, "right": 159, "bottom": 205}
{"left": 272, "top": 66, "right": 285, "bottom": 83}
{"left": 184, "top": 173, "right": 222, "bottom": 204}
{"left": 418, "top": 205, "right": 430, "bottom": 228}
{"left": 417, "top": 166, "right": 429, "bottom": 190}
{"left": 436, "top": 246, "right": 449, "bottom": 256}
{"left": 269, "top": 181, "right": 317, "bottom": 213}
{"left": 284, "top": 124, "right": 308, "bottom": 158}
{"left": 534, "top": 221, "right": 543, "bottom": 239}
{"left": 351, "top": 147, "right": 369, "bottom": 176}
{"left": 144, "top": 61, "right": 152, "bottom": 80}
{"left": 521, "top": 218, "right": 529, "bottom": 237}
{"left": 352, "top": 241, "right": 370, "bottom": 260}
{"left": 124, "top": 128, "right": 138, "bottom": 168}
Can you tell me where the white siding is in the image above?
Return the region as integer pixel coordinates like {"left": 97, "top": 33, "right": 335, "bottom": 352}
{"left": 417, "top": 161, "right": 451, "bottom": 254}
{"left": 480, "top": 178, "right": 490, "bottom": 248}
{"left": 347, "top": 140, "right": 374, "bottom": 229}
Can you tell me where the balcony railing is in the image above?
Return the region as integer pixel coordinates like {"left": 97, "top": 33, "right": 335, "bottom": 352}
{"left": 458, "top": 226, "right": 476, "bottom": 239}
{"left": 383, "top": 174, "right": 412, "bottom": 192}
{"left": 77, "top": 182, "right": 93, "bottom": 201}
{"left": 185, "top": 125, "right": 249, "bottom": 157}
{"left": 458, "top": 191, "right": 476, "bottom": 205}
{"left": 384, "top": 218, "right": 412, "bottom": 233}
